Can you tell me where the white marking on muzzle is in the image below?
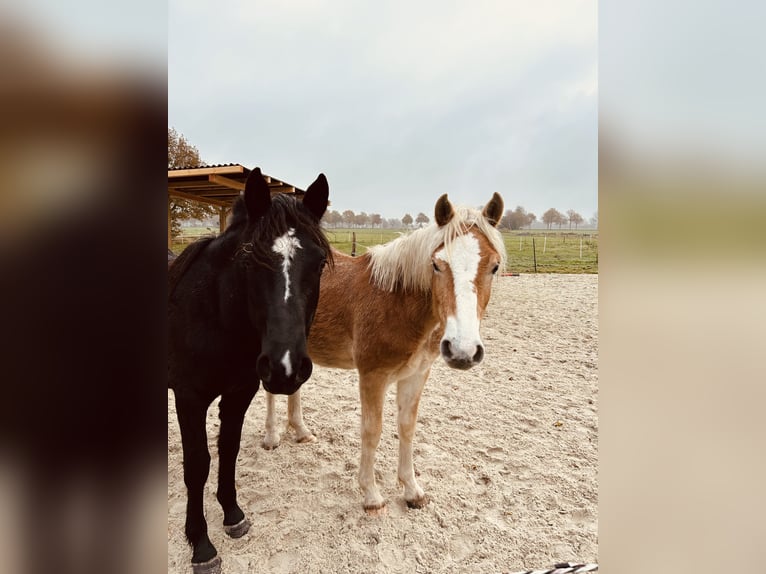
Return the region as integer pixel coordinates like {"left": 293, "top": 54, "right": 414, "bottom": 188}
{"left": 436, "top": 234, "right": 482, "bottom": 356}
{"left": 272, "top": 228, "right": 302, "bottom": 302}
{"left": 281, "top": 350, "right": 293, "bottom": 377}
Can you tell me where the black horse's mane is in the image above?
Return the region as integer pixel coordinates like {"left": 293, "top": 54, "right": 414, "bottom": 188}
{"left": 227, "top": 194, "right": 333, "bottom": 269}
{"left": 169, "top": 194, "right": 332, "bottom": 298}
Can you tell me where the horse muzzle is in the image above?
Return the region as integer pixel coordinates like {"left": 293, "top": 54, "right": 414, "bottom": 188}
{"left": 440, "top": 338, "right": 484, "bottom": 370}
{"left": 257, "top": 351, "right": 313, "bottom": 395}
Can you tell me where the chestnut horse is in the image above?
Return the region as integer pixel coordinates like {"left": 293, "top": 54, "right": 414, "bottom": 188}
{"left": 169, "top": 168, "right": 330, "bottom": 573}
{"left": 262, "top": 192, "right": 505, "bottom": 514}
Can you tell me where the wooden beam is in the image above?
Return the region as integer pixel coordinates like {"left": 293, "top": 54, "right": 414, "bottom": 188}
{"left": 209, "top": 174, "right": 245, "bottom": 191}
{"left": 168, "top": 165, "right": 245, "bottom": 178}
{"left": 168, "top": 188, "right": 230, "bottom": 207}
{"left": 196, "top": 191, "right": 243, "bottom": 197}
{"left": 163, "top": 180, "right": 243, "bottom": 190}
{"left": 168, "top": 196, "right": 172, "bottom": 249}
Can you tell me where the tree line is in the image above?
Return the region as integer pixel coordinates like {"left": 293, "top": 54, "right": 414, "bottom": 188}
{"left": 499, "top": 206, "right": 594, "bottom": 230}
{"left": 322, "top": 210, "right": 432, "bottom": 229}
{"left": 325, "top": 206, "right": 595, "bottom": 230}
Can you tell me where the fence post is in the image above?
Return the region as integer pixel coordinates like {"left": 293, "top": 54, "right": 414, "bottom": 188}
{"left": 519, "top": 236, "right": 523, "bottom": 251}
{"left": 580, "top": 237, "right": 583, "bottom": 260}
{"left": 543, "top": 235, "right": 547, "bottom": 254}
{"left": 532, "top": 237, "right": 538, "bottom": 273}
{"left": 351, "top": 232, "right": 356, "bottom": 257}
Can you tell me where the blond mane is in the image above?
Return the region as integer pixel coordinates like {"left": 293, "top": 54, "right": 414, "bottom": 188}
{"left": 366, "top": 206, "right": 507, "bottom": 293}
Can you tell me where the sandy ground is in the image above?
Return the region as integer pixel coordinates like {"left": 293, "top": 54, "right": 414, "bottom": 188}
{"left": 168, "top": 274, "right": 598, "bottom": 573}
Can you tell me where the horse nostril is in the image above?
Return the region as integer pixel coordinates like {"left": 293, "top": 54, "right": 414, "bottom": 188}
{"left": 440, "top": 339, "right": 452, "bottom": 358}
{"left": 296, "top": 356, "right": 313, "bottom": 384}
{"left": 472, "top": 345, "right": 484, "bottom": 364}
{"left": 256, "top": 355, "right": 272, "bottom": 383}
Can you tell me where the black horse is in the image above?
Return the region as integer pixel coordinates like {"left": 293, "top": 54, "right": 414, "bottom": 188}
{"left": 168, "top": 167, "right": 330, "bottom": 574}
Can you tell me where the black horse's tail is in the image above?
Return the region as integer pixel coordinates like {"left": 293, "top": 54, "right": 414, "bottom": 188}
{"left": 168, "top": 237, "right": 215, "bottom": 299}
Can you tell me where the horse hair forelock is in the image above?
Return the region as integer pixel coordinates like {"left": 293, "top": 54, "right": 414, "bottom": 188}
{"left": 367, "top": 205, "right": 507, "bottom": 293}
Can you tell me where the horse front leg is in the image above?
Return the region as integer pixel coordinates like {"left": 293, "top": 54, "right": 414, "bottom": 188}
{"left": 174, "top": 394, "right": 219, "bottom": 573}
{"left": 358, "top": 372, "right": 388, "bottom": 515}
{"left": 397, "top": 370, "right": 430, "bottom": 509}
{"left": 287, "top": 389, "right": 316, "bottom": 443}
{"left": 216, "top": 385, "right": 257, "bottom": 539}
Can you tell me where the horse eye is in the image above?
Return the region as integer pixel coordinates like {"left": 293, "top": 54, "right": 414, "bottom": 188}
{"left": 491, "top": 264, "right": 499, "bottom": 275}
{"left": 432, "top": 261, "right": 440, "bottom": 272}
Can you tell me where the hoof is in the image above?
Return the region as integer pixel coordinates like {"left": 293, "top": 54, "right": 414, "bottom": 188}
{"left": 224, "top": 517, "right": 251, "bottom": 538}
{"left": 406, "top": 495, "right": 430, "bottom": 509}
{"left": 192, "top": 555, "right": 222, "bottom": 574}
{"left": 363, "top": 504, "right": 388, "bottom": 517}
{"left": 261, "top": 437, "right": 279, "bottom": 450}
{"left": 295, "top": 434, "right": 316, "bottom": 444}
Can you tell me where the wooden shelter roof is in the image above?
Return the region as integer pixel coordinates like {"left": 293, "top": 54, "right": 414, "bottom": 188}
{"left": 168, "top": 164, "right": 305, "bottom": 208}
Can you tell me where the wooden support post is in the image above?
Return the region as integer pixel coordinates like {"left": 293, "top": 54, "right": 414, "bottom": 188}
{"left": 219, "top": 206, "right": 228, "bottom": 234}
{"left": 532, "top": 237, "right": 538, "bottom": 273}
{"left": 351, "top": 232, "right": 356, "bottom": 257}
{"left": 168, "top": 196, "right": 172, "bottom": 250}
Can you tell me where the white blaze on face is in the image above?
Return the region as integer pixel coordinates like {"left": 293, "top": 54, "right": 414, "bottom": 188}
{"left": 281, "top": 350, "right": 293, "bottom": 377}
{"left": 436, "top": 234, "right": 482, "bottom": 355}
{"left": 271, "top": 228, "right": 302, "bottom": 302}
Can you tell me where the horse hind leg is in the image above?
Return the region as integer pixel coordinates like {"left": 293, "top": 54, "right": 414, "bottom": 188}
{"left": 262, "top": 390, "right": 315, "bottom": 449}
{"left": 287, "top": 390, "right": 316, "bottom": 443}
{"left": 216, "top": 386, "right": 256, "bottom": 539}
{"left": 262, "top": 391, "right": 282, "bottom": 449}
{"left": 397, "top": 371, "right": 430, "bottom": 509}
{"left": 174, "top": 394, "right": 221, "bottom": 573}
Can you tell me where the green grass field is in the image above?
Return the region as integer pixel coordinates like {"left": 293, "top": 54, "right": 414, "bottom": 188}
{"left": 323, "top": 228, "right": 598, "bottom": 274}
{"left": 172, "top": 226, "right": 598, "bottom": 274}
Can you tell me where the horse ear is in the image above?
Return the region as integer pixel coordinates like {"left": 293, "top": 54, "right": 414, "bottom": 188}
{"left": 244, "top": 167, "right": 271, "bottom": 220}
{"left": 434, "top": 194, "right": 454, "bottom": 226}
{"left": 303, "top": 173, "right": 329, "bottom": 220}
{"left": 482, "top": 192, "right": 504, "bottom": 227}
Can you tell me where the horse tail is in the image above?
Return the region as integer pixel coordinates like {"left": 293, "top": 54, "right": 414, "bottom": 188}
{"left": 168, "top": 237, "right": 215, "bottom": 299}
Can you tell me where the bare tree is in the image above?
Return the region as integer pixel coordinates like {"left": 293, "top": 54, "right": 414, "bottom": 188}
{"left": 323, "top": 210, "right": 343, "bottom": 228}
{"left": 402, "top": 213, "right": 413, "bottom": 228}
{"left": 354, "top": 212, "right": 370, "bottom": 227}
{"left": 504, "top": 206, "right": 530, "bottom": 230}
{"left": 415, "top": 212, "right": 430, "bottom": 227}
{"left": 342, "top": 209, "right": 356, "bottom": 227}
{"left": 542, "top": 208, "right": 564, "bottom": 230}
{"left": 567, "top": 210, "right": 584, "bottom": 229}
{"left": 370, "top": 213, "right": 382, "bottom": 228}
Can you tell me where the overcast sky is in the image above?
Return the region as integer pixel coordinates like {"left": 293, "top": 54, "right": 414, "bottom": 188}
{"left": 169, "top": 0, "right": 597, "bottom": 221}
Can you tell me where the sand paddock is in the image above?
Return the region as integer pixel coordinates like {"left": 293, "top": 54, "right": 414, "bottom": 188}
{"left": 168, "top": 273, "right": 598, "bottom": 573}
